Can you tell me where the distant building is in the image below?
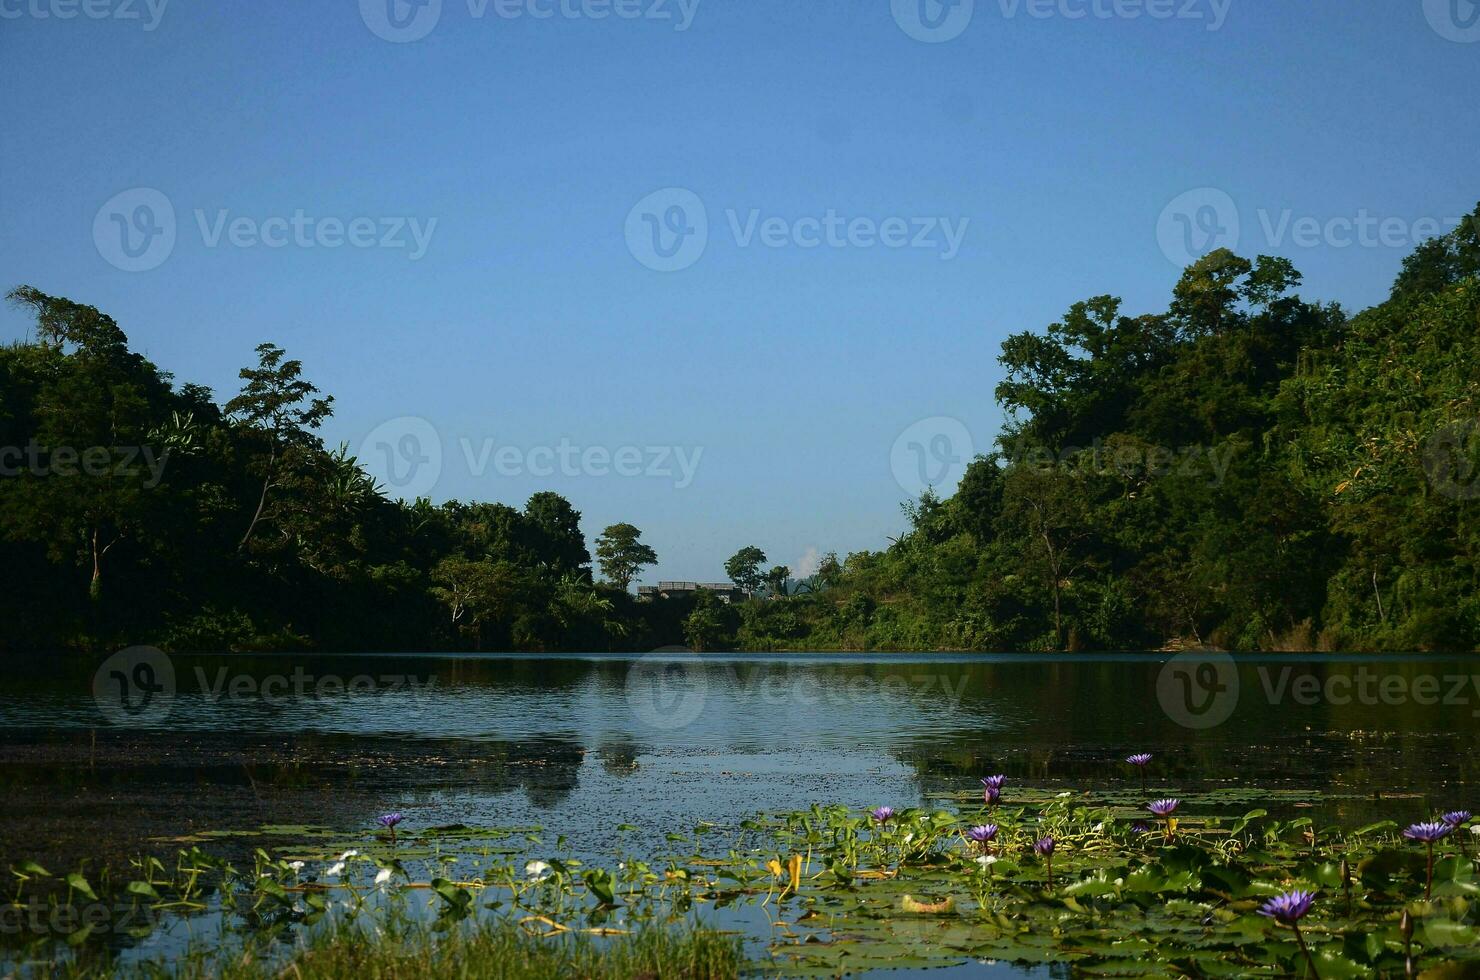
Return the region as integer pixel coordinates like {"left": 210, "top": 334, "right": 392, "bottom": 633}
{"left": 635, "top": 581, "right": 742, "bottom": 603}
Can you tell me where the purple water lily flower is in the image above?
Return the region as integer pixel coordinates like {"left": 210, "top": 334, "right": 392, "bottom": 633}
{"left": 870, "top": 806, "right": 895, "bottom": 824}
{"left": 982, "top": 775, "right": 1006, "bottom": 791}
{"left": 1406, "top": 822, "right": 1453, "bottom": 899}
{"left": 1125, "top": 753, "right": 1152, "bottom": 791}
{"left": 983, "top": 786, "right": 1001, "bottom": 807}
{"left": 1446, "top": 810, "right": 1475, "bottom": 858}
{"left": 1258, "top": 890, "right": 1319, "bottom": 975}
{"left": 1130, "top": 821, "right": 1152, "bottom": 835}
{"left": 378, "top": 811, "right": 404, "bottom": 843}
{"left": 1259, "top": 889, "right": 1315, "bottom": 925}
{"left": 1034, "top": 835, "right": 1056, "bottom": 887}
{"left": 967, "top": 824, "right": 999, "bottom": 845}
{"left": 1404, "top": 821, "right": 1452, "bottom": 843}
{"left": 1148, "top": 798, "right": 1180, "bottom": 842}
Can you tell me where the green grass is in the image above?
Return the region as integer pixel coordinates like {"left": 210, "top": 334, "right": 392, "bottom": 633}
{"left": 59, "top": 920, "right": 744, "bottom": 980}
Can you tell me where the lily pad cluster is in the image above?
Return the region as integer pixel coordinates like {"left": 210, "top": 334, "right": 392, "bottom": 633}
{"left": 5, "top": 783, "right": 1480, "bottom": 977}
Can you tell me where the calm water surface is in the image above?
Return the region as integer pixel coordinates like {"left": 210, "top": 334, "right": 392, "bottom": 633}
{"left": 2, "top": 652, "right": 1478, "bottom": 973}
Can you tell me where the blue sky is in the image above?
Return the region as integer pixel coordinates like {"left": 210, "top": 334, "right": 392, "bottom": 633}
{"left": 2, "top": 0, "right": 1477, "bottom": 584}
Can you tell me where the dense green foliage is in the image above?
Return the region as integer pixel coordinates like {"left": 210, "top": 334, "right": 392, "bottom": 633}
{"left": 0, "top": 287, "right": 685, "bottom": 653}
{"left": 736, "top": 207, "right": 1480, "bottom": 652}
{"left": 5, "top": 209, "right": 1478, "bottom": 653}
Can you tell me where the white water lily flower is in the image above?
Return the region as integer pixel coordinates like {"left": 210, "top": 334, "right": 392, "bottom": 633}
{"left": 374, "top": 868, "right": 392, "bottom": 885}
{"left": 1092, "top": 823, "right": 1105, "bottom": 833}
{"left": 902, "top": 833, "right": 914, "bottom": 844}
{"left": 1057, "top": 791, "right": 1071, "bottom": 798}
{"left": 287, "top": 861, "right": 305, "bottom": 872}
{"left": 325, "top": 862, "right": 346, "bottom": 877}
{"left": 524, "top": 860, "right": 552, "bottom": 880}
{"left": 1471, "top": 825, "right": 1480, "bottom": 836}
{"left": 975, "top": 855, "right": 998, "bottom": 867}
{"left": 338, "top": 850, "right": 359, "bottom": 861}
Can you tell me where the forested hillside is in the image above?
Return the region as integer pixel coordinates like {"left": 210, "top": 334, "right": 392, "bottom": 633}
{"left": 0, "top": 289, "right": 679, "bottom": 653}
{"left": 735, "top": 205, "right": 1480, "bottom": 653}
{"left": 4, "top": 205, "right": 1477, "bottom": 654}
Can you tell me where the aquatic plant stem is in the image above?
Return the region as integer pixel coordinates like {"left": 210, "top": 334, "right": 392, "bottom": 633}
{"left": 1291, "top": 922, "right": 1320, "bottom": 980}
{"left": 1425, "top": 841, "right": 1434, "bottom": 900}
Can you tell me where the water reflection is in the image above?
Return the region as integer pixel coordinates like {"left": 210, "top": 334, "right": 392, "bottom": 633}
{"left": 2, "top": 653, "right": 1478, "bottom": 872}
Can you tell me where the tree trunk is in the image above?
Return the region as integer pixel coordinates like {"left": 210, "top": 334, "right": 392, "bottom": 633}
{"left": 239, "top": 442, "right": 277, "bottom": 552}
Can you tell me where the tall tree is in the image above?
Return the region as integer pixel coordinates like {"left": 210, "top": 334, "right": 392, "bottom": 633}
{"left": 594, "top": 523, "right": 657, "bottom": 591}
{"left": 724, "top": 545, "right": 766, "bottom": 597}
{"left": 224, "top": 343, "right": 333, "bottom": 552}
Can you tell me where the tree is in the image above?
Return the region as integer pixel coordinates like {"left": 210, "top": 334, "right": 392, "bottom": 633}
{"left": 724, "top": 546, "right": 767, "bottom": 597}
{"left": 429, "top": 556, "right": 522, "bottom": 649}
{"left": 764, "top": 565, "right": 791, "bottom": 598}
{"left": 594, "top": 523, "right": 657, "bottom": 591}
{"left": 3, "top": 287, "right": 175, "bottom": 605}
{"left": 523, "top": 492, "right": 591, "bottom": 575}
{"left": 683, "top": 589, "right": 736, "bottom": 652}
{"left": 224, "top": 343, "right": 333, "bottom": 552}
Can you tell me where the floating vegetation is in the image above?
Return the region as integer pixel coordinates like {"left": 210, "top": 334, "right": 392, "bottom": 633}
{"left": 6, "top": 779, "right": 1480, "bottom": 977}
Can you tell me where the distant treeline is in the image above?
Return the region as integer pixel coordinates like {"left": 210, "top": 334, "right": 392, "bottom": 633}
{"left": 3, "top": 203, "right": 1478, "bottom": 654}
{"left": 0, "top": 290, "right": 686, "bottom": 653}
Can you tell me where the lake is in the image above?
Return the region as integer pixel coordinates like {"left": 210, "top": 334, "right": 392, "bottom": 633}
{"left": 3, "top": 651, "right": 1477, "bottom": 974}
